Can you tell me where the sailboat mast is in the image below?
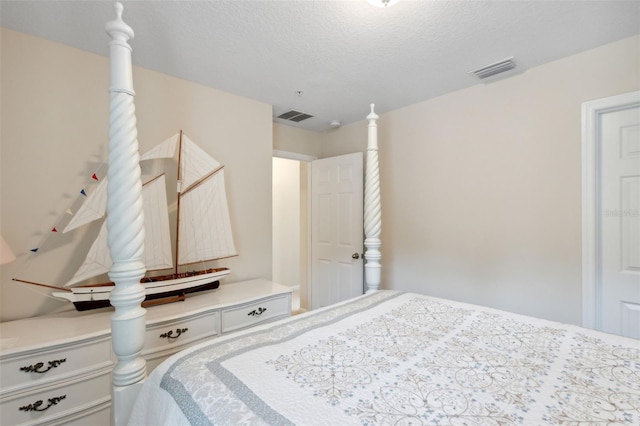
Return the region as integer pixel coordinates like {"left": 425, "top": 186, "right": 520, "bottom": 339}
{"left": 174, "top": 130, "right": 184, "bottom": 276}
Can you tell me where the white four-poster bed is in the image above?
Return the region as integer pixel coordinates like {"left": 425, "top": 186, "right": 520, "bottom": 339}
{"left": 105, "top": 3, "right": 384, "bottom": 422}
{"left": 102, "top": 4, "right": 639, "bottom": 425}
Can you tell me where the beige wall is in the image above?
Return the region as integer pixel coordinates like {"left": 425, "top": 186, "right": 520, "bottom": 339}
{"left": 321, "top": 35, "right": 640, "bottom": 325}
{"left": 1, "top": 29, "right": 273, "bottom": 321}
{"left": 273, "top": 123, "right": 322, "bottom": 158}
{"left": 2, "top": 27, "right": 638, "bottom": 326}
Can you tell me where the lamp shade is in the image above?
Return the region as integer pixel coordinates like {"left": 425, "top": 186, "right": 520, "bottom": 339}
{"left": 1, "top": 235, "right": 16, "bottom": 265}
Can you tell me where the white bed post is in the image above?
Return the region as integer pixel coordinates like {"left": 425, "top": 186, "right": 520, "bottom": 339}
{"left": 364, "top": 104, "right": 382, "bottom": 293}
{"left": 105, "top": 3, "right": 147, "bottom": 425}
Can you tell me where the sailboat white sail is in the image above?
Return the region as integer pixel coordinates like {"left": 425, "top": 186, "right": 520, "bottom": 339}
{"left": 15, "top": 131, "right": 237, "bottom": 310}
{"left": 63, "top": 178, "right": 109, "bottom": 234}
{"left": 65, "top": 174, "right": 174, "bottom": 287}
{"left": 155, "top": 132, "right": 237, "bottom": 267}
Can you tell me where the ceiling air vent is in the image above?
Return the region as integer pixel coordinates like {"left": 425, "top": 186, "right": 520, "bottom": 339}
{"left": 470, "top": 57, "right": 516, "bottom": 80}
{"left": 277, "top": 110, "right": 314, "bottom": 122}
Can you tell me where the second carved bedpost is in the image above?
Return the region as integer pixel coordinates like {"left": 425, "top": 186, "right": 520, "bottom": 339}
{"left": 105, "top": 3, "right": 148, "bottom": 424}
{"left": 364, "top": 104, "right": 381, "bottom": 293}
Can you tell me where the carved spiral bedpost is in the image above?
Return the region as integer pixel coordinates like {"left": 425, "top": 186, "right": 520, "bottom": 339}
{"left": 105, "top": 3, "right": 147, "bottom": 424}
{"left": 364, "top": 104, "right": 381, "bottom": 293}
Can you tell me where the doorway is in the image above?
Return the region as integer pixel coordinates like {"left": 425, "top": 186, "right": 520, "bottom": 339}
{"left": 272, "top": 153, "right": 313, "bottom": 313}
{"left": 273, "top": 151, "right": 365, "bottom": 312}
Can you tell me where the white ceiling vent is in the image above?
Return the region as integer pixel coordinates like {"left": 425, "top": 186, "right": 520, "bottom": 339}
{"left": 470, "top": 57, "right": 516, "bottom": 80}
{"left": 277, "top": 110, "right": 314, "bottom": 122}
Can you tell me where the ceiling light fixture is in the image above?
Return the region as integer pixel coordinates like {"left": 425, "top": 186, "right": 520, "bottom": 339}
{"left": 368, "top": 0, "right": 399, "bottom": 8}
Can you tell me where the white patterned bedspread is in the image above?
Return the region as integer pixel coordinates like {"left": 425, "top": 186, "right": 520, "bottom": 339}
{"left": 129, "top": 291, "right": 640, "bottom": 425}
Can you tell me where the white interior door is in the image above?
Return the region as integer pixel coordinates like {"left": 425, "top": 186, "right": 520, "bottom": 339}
{"left": 311, "top": 152, "right": 363, "bottom": 309}
{"left": 599, "top": 102, "right": 640, "bottom": 338}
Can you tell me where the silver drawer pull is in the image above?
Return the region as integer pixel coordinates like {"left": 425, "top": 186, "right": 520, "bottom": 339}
{"left": 19, "top": 395, "right": 66, "bottom": 412}
{"left": 248, "top": 307, "right": 267, "bottom": 317}
{"left": 20, "top": 358, "right": 67, "bottom": 374}
{"left": 159, "top": 327, "right": 188, "bottom": 340}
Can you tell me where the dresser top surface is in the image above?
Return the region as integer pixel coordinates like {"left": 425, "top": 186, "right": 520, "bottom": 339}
{"left": 0, "top": 279, "right": 291, "bottom": 356}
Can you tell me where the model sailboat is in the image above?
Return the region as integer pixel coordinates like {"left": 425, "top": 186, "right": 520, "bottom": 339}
{"left": 14, "top": 131, "right": 237, "bottom": 311}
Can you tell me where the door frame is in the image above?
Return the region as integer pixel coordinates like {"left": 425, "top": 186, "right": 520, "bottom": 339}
{"left": 581, "top": 90, "right": 640, "bottom": 330}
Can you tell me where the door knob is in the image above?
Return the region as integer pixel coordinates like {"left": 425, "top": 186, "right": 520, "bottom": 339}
{"left": 352, "top": 253, "right": 360, "bottom": 259}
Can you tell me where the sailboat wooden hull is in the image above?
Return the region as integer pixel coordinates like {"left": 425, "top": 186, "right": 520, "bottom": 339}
{"left": 51, "top": 268, "right": 230, "bottom": 311}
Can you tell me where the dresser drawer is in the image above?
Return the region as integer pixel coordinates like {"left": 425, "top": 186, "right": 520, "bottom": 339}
{"left": 143, "top": 330, "right": 214, "bottom": 374}
{"left": 142, "top": 309, "right": 220, "bottom": 359}
{"left": 0, "top": 369, "right": 111, "bottom": 426}
{"left": 221, "top": 293, "right": 291, "bottom": 334}
{"left": 54, "top": 400, "right": 110, "bottom": 426}
{"left": 0, "top": 337, "right": 112, "bottom": 398}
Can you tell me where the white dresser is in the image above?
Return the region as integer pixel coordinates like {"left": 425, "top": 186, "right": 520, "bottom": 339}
{"left": 0, "top": 279, "right": 292, "bottom": 426}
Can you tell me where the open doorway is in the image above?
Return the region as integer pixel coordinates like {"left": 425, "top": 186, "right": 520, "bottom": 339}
{"left": 272, "top": 153, "right": 313, "bottom": 313}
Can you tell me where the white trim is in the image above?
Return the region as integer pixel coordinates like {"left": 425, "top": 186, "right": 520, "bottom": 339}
{"left": 303, "top": 162, "right": 312, "bottom": 310}
{"left": 581, "top": 90, "right": 640, "bottom": 329}
{"left": 272, "top": 149, "right": 317, "bottom": 162}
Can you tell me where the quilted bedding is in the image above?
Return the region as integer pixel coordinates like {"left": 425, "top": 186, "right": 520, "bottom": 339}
{"left": 128, "top": 291, "right": 640, "bottom": 425}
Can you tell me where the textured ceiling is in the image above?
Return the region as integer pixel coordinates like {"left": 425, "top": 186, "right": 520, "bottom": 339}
{"left": 1, "top": 1, "right": 639, "bottom": 131}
